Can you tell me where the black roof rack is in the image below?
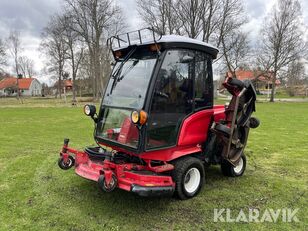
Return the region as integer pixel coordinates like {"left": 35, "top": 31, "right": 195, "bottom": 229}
{"left": 107, "top": 27, "right": 162, "bottom": 51}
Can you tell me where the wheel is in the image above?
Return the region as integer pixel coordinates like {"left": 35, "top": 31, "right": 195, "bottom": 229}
{"left": 249, "top": 117, "right": 260, "bottom": 129}
{"left": 221, "top": 154, "right": 246, "bottom": 177}
{"left": 98, "top": 174, "right": 117, "bottom": 192}
{"left": 58, "top": 155, "right": 75, "bottom": 170}
{"left": 172, "top": 157, "right": 205, "bottom": 200}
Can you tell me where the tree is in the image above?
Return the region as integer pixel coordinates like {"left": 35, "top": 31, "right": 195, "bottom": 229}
{"left": 259, "top": 0, "right": 307, "bottom": 102}
{"left": 137, "top": 0, "right": 249, "bottom": 77}
{"left": 18, "top": 56, "right": 35, "bottom": 78}
{"left": 60, "top": 14, "right": 85, "bottom": 104}
{"left": 0, "top": 38, "right": 7, "bottom": 70}
{"left": 137, "top": 0, "right": 179, "bottom": 35}
{"left": 176, "top": 0, "right": 205, "bottom": 38}
{"left": 41, "top": 15, "right": 68, "bottom": 99}
{"left": 64, "top": 0, "right": 124, "bottom": 99}
{"left": 6, "top": 31, "right": 22, "bottom": 76}
{"left": 285, "top": 60, "right": 306, "bottom": 96}
{"left": 222, "top": 31, "right": 250, "bottom": 78}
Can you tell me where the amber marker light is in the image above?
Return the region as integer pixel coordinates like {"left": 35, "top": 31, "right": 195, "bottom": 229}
{"left": 149, "top": 44, "right": 161, "bottom": 52}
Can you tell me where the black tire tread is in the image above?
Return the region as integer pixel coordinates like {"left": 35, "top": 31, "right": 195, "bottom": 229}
{"left": 171, "top": 156, "right": 205, "bottom": 200}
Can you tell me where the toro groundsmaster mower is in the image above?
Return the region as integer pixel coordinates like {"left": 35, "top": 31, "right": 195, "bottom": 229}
{"left": 58, "top": 28, "right": 260, "bottom": 199}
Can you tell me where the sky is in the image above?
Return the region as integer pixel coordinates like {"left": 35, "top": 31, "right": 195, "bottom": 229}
{"left": 0, "top": 0, "right": 307, "bottom": 83}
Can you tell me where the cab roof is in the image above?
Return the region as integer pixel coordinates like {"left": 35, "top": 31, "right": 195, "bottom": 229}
{"left": 112, "top": 34, "right": 219, "bottom": 59}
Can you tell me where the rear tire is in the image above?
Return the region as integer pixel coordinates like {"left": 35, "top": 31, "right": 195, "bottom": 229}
{"left": 221, "top": 154, "right": 246, "bottom": 177}
{"left": 172, "top": 157, "right": 205, "bottom": 200}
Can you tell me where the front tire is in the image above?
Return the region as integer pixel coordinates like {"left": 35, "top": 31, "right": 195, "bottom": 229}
{"left": 58, "top": 155, "right": 75, "bottom": 170}
{"left": 172, "top": 157, "right": 205, "bottom": 200}
{"left": 221, "top": 154, "right": 246, "bottom": 177}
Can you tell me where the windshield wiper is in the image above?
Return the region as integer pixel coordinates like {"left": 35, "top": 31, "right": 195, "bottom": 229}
{"left": 118, "top": 59, "right": 139, "bottom": 81}
{"left": 110, "top": 46, "right": 137, "bottom": 94}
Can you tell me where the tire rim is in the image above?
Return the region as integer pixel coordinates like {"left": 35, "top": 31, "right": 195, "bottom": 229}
{"left": 64, "top": 158, "right": 72, "bottom": 167}
{"left": 233, "top": 157, "right": 243, "bottom": 174}
{"left": 184, "top": 168, "right": 201, "bottom": 193}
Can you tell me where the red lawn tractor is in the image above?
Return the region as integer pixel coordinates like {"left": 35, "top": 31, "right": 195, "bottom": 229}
{"left": 58, "top": 28, "right": 260, "bottom": 199}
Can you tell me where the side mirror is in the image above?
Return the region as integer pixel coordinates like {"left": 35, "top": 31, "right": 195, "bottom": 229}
{"left": 83, "top": 104, "right": 96, "bottom": 118}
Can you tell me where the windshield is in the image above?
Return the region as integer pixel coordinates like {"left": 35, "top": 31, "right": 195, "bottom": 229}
{"left": 103, "top": 52, "right": 158, "bottom": 109}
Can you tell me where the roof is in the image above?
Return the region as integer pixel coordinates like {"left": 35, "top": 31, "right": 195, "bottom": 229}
{"left": 227, "top": 70, "right": 281, "bottom": 85}
{"left": 0, "top": 77, "right": 38, "bottom": 90}
{"left": 114, "top": 35, "right": 219, "bottom": 59}
{"left": 0, "top": 77, "right": 17, "bottom": 89}
{"left": 18, "top": 78, "right": 36, "bottom": 90}
{"left": 159, "top": 35, "right": 218, "bottom": 51}
{"left": 64, "top": 79, "right": 73, "bottom": 87}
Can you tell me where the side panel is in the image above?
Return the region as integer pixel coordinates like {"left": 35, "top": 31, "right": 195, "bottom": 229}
{"left": 177, "top": 109, "right": 214, "bottom": 146}
{"left": 213, "top": 105, "right": 225, "bottom": 122}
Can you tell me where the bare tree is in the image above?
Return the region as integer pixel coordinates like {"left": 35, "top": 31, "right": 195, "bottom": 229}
{"left": 60, "top": 14, "right": 85, "bottom": 104}
{"left": 259, "top": 0, "right": 307, "bottom": 102}
{"left": 176, "top": 0, "right": 205, "bottom": 38}
{"left": 284, "top": 60, "right": 306, "bottom": 96}
{"left": 201, "top": 0, "right": 222, "bottom": 43}
{"left": 18, "top": 56, "right": 35, "bottom": 78}
{"left": 64, "top": 0, "right": 124, "bottom": 99}
{"left": 222, "top": 31, "right": 250, "bottom": 78}
{"left": 41, "top": 15, "right": 68, "bottom": 98}
{"left": 6, "top": 31, "right": 22, "bottom": 76}
{"left": 0, "top": 38, "right": 6, "bottom": 70}
{"left": 137, "top": 0, "right": 179, "bottom": 35}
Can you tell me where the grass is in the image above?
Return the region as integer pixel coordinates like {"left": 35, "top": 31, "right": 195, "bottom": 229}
{"left": 0, "top": 98, "right": 307, "bottom": 230}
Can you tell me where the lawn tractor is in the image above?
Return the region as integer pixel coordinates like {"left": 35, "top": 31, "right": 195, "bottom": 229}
{"left": 58, "top": 28, "right": 260, "bottom": 199}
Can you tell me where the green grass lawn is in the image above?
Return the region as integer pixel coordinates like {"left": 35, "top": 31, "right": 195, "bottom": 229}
{"left": 0, "top": 100, "right": 307, "bottom": 230}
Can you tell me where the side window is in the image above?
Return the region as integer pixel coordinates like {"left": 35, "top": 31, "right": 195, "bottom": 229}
{"left": 146, "top": 50, "right": 194, "bottom": 149}
{"left": 194, "top": 52, "right": 213, "bottom": 110}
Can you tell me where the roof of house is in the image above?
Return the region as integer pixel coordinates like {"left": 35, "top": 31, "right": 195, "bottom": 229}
{"left": 227, "top": 69, "right": 281, "bottom": 85}
{"left": 64, "top": 79, "right": 73, "bottom": 88}
{"left": 0, "top": 77, "right": 39, "bottom": 90}
{"left": 19, "top": 78, "right": 36, "bottom": 90}
{"left": 0, "top": 77, "right": 17, "bottom": 90}
{"left": 53, "top": 79, "right": 73, "bottom": 88}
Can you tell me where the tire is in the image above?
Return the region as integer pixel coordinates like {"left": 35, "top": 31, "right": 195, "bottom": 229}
{"left": 172, "top": 157, "right": 205, "bottom": 200}
{"left": 98, "top": 174, "right": 118, "bottom": 192}
{"left": 215, "top": 123, "right": 231, "bottom": 137}
{"left": 58, "top": 155, "right": 75, "bottom": 170}
{"left": 221, "top": 154, "right": 246, "bottom": 177}
{"left": 249, "top": 117, "right": 260, "bottom": 129}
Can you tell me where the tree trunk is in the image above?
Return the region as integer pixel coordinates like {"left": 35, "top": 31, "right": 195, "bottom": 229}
{"left": 270, "top": 70, "right": 277, "bottom": 102}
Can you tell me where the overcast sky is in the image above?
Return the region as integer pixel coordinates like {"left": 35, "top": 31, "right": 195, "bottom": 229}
{"left": 0, "top": 0, "right": 307, "bottom": 83}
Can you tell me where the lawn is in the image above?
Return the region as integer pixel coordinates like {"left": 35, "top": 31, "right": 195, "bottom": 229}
{"left": 0, "top": 99, "right": 307, "bottom": 230}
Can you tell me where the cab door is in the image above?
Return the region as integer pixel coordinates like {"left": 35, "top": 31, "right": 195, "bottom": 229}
{"left": 146, "top": 49, "right": 213, "bottom": 150}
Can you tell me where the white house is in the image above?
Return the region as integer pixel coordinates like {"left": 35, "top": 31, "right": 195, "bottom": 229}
{"left": 0, "top": 77, "right": 42, "bottom": 96}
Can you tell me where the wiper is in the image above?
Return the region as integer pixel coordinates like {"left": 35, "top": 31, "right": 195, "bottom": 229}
{"left": 118, "top": 59, "right": 139, "bottom": 81}
{"left": 110, "top": 46, "right": 137, "bottom": 94}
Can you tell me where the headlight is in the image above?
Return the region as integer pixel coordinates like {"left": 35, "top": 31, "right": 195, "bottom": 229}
{"left": 131, "top": 111, "right": 139, "bottom": 123}
{"left": 131, "top": 110, "right": 148, "bottom": 125}
{"left": 83, "top": 104, "right": 96, "bottom": 117}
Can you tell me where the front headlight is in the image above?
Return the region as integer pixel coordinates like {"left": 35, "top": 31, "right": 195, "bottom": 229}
{"left": 83, "top": 104, "right": 96, "bottom": 117}
{"left": 131, "top": 110, "right": 139, "bottom": 123}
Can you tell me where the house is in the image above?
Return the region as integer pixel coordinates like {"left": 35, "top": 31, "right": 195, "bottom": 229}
{"left": 52, "top": 79, "right": 73, "bottom": 94}
{"left": 0, "top": 77, "right": 42, "bottom": 96}
{"left": 226, "top": 69, "right": 281, "bottom": 94}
